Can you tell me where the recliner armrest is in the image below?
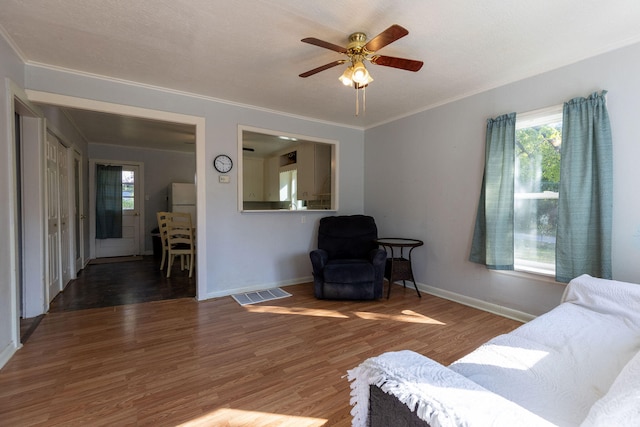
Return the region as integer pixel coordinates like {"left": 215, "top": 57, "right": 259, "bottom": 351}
{"left": 309, "top": 249, "right": 329, "bottom": 275}
{"left": 370, "top": 248, "right": 387, "bottom": 267}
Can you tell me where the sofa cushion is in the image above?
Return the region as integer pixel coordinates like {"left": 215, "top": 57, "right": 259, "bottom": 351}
{"left": 323, "top": 259, "right": 375, "bottom": 284}
{"left": 581, "top": 350, "right": 640, "bottom": 426}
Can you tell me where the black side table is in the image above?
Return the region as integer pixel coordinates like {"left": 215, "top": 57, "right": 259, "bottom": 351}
{"left": 374, "top": 238, "right": 423, "bottom": 298}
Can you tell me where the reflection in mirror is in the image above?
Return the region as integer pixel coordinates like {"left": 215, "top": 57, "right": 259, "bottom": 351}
{"left": 239, "top": 126, "right": 337, "bottom": 211}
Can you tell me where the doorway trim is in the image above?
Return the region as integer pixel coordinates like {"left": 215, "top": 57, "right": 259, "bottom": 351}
{"left": 72, "top": 149, "right": 85, "bottom": 273}
{"left": 4, "top": 80, "right": 45, "bottom": 364}
{"left": 26, "top": 90, "right": 207, "bottom": 301}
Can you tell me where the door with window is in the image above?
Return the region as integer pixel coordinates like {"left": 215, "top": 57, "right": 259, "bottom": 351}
{"left": 93, "top": 163, "right": 142, "bottom": 258}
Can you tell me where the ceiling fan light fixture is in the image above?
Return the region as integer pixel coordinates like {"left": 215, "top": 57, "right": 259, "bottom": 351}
{"left": 339, "top": 66, "right": 354, "bottom": 86}
{"left": 351, "top": 61, "right": 370, "bottom": 84}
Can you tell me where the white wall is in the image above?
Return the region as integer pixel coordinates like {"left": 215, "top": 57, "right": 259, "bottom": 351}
{"left": 365, "top": 42, "right": 640, "bottom": 317}
{"left": 24, "top": 64, "right": 365, "bottom": 300}
{"left": 88, "top": 143, "right": 196, "bottom": 253}
{"left": 0, "top": 35, "right": 28, "bottom": 365}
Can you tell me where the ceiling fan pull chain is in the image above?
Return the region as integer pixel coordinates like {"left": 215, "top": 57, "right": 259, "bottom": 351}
{"left": 355, "top": 85, "right": 359, "bottom": 116}
{"left": 363, "top": 85, "right": 366, "bottom": 115}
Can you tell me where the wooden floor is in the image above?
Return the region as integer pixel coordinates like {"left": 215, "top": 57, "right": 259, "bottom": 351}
{"left": 49, "top": 255, "right": 196, "bottom": 313}
{"left": 2, "top": 274, "right": 522, "bottom": 426}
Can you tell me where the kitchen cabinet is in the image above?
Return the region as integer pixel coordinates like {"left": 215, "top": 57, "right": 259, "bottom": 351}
{"left": 297, "top": 143, "right": 331, "bottom": 201}
{"left": 243, "top": 156, "right": 263, "bottom": 200}
{"left": 263, "top": 155, "right": 279, "bottom": 201}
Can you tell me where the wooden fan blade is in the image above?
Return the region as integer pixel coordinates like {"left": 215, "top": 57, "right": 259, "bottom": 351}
{"left": 370, "top": 55, "right": 424, "bottom": 72}
{"left": 299, "top": 60, "right": 346, "bottom": 78}
{"left": 301, "top": 37, "right": 348, "bottom": 54}
{"left": 364, "top": 24, "right": 409, "bottom": 52}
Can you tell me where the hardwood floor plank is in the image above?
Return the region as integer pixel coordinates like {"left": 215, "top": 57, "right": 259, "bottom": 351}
{"left": 1, "top": 282, "right": 522, "bottom": 426}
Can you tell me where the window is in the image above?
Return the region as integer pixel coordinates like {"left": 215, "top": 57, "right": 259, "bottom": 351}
{"left": 122, "top": 169, "right": 135, "bottom": 210}
{"left": 279, "top": 169, "right": 298, "bottom": 206}
{"left": 514, "top": 107, "right": 562, "bottom": 274}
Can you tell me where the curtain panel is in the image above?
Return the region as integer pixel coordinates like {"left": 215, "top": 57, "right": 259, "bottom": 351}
{"left": 96, "top": 164, "right": 123, "bottom": 239}
{"left": 556, "top": 91, "right": 612, "bottom": 282}
{"left": 469, "top": 113, "right": 516, "bottom": 270}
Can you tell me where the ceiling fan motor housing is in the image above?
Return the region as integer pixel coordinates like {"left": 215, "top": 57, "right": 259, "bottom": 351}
{"left": 347, "top": 32, "right": 368, "bottom": 57}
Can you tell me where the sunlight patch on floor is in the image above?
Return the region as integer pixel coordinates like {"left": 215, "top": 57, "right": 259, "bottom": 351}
{"left": 177, "top": 408, "right": 327, "bottom": 426}
{"left": 245, "top": 305, "right": 445, "bottom": 324}
{"left": 353, "top": 309, "right": 446, "bottom": 324}
{"left": 245, "top": 305, "right": 349, "bottom": 318}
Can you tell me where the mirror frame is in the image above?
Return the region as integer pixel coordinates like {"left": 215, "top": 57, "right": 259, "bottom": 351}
{"left": 237, "top": 125, "right": 339, "bottom": 212}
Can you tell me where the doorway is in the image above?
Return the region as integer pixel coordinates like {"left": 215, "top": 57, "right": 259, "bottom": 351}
{"left": 25, "top": 90, "right": 207, "bottom": 301}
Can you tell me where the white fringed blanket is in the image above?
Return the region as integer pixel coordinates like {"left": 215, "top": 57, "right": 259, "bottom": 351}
{"left": 347, "top": 350, "right": 554, "bottom": 427}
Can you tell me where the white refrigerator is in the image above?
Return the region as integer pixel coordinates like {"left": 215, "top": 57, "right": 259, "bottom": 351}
{"left": 168, "top": 183, "right": 196, "bottom": 223}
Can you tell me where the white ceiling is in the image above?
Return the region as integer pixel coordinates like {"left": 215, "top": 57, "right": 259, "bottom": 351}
{"left": 2, "top": 0, "right": 640, "bottom": 149}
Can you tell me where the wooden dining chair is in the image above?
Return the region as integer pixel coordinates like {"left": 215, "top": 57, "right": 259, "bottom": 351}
{"left": 166, "top": 212, "right": 195, "bottom": 278}
{"left": 156, "top": 211, "right": 171, "bottom": 271}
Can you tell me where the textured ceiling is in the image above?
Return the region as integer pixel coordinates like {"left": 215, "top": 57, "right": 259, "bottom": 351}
{"left": 2, "top": 0, "right": 640, "bottom": 149}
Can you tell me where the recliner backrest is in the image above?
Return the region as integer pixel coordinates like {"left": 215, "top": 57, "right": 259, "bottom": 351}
{"left": 317, "top": 215, "right": 378, "bottom": 260}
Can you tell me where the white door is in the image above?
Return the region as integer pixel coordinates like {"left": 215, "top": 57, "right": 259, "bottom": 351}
{"left": 58, "top": 143, "right": 72, "bottom": 286}
{"left": 95, "top": 164, "right": 142, "bottom": 258}
{"left": 46, "top": 134, "right": 61, "bottom": 302}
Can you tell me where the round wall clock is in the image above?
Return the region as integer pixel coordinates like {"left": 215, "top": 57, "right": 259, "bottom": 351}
{"left": 213, "top": 154, "right": 233, "bottom": 173}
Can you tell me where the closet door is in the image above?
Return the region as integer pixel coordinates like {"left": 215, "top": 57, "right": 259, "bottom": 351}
{"left": 45, "top": 134, "right": 61, "bottom": 302}
{"left": 58, "top": 142, "right": 71, "bottom": 286}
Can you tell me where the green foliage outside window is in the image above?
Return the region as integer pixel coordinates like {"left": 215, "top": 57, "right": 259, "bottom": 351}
{"left": 514, "top": 123, "right": 562, "bottom": 266}
{"left": 515, "top": 124, "right": 561, "bottom": 191}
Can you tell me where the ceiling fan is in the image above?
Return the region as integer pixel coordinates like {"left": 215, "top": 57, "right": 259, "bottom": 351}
{"left": 299, "top": 24, "right": 423, "bottom": 85}
{"left": 299, "top": 24, "right": 423, "bottom": 114}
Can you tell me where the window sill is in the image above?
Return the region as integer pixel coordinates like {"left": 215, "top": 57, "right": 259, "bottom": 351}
{"left": 495, "top": 267, "right": 561, "bottom": 285}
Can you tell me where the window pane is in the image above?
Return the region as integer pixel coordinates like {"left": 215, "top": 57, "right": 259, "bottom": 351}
{"left": 122, "top": 171, "right": 134, "bottom": 184}
{"left": 122, "top": 197, "right": 135, "bottom": 210}
{"left": 514, "top": 119, "right": 561, "bottom": 271}
{"left": 122, "top": 173, "right": 135, "bottom": 210}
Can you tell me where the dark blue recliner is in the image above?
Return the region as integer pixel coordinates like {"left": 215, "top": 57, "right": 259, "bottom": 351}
{"left": 310, "top": 215, "right": 386, "bottom": 300}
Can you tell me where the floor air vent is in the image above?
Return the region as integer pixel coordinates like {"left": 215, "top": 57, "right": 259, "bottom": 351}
{"left": 231, "top": 288, "right": 292, "bottom": 306}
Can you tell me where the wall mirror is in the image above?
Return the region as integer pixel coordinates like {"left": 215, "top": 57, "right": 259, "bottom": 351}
{"left": 238, "top": 125, "right": 338, "bottom": 212}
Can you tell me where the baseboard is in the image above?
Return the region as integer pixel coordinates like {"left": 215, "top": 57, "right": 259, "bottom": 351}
{"left": 0, "top": 341, "right": 19, "bottom": 370}
{"left": 202, "top": 275, "right": 313, "bottom": 300}
{"left": 408, "top": 282, "right": 536, "bottom": 323}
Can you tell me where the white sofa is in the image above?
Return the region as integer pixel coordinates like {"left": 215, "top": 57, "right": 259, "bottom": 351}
{"left": 348, "top": 275, "right": 640, "bottom": 426}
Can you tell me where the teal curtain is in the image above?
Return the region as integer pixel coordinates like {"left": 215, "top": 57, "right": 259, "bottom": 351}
{"left": 96, "top": 164, "right": 123, "bottom": 239}
{"left": 469, "top": 113, "right": 516, "bottom": 270}
{"left": 556, "top": 91, "right": 612, "bottom": 282}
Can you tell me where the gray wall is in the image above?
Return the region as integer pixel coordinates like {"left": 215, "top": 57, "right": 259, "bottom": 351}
{"left": 365, "top": 42, "right": 640, "bottom": 316}
{"left": 24, "top": 63, "right": 366, "bottom": 300}
{"left": 0, "top": 31, "right": 28, "bottom": 366}
{"left": 88, "top": 143, "right": 196, "bottom": 253}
